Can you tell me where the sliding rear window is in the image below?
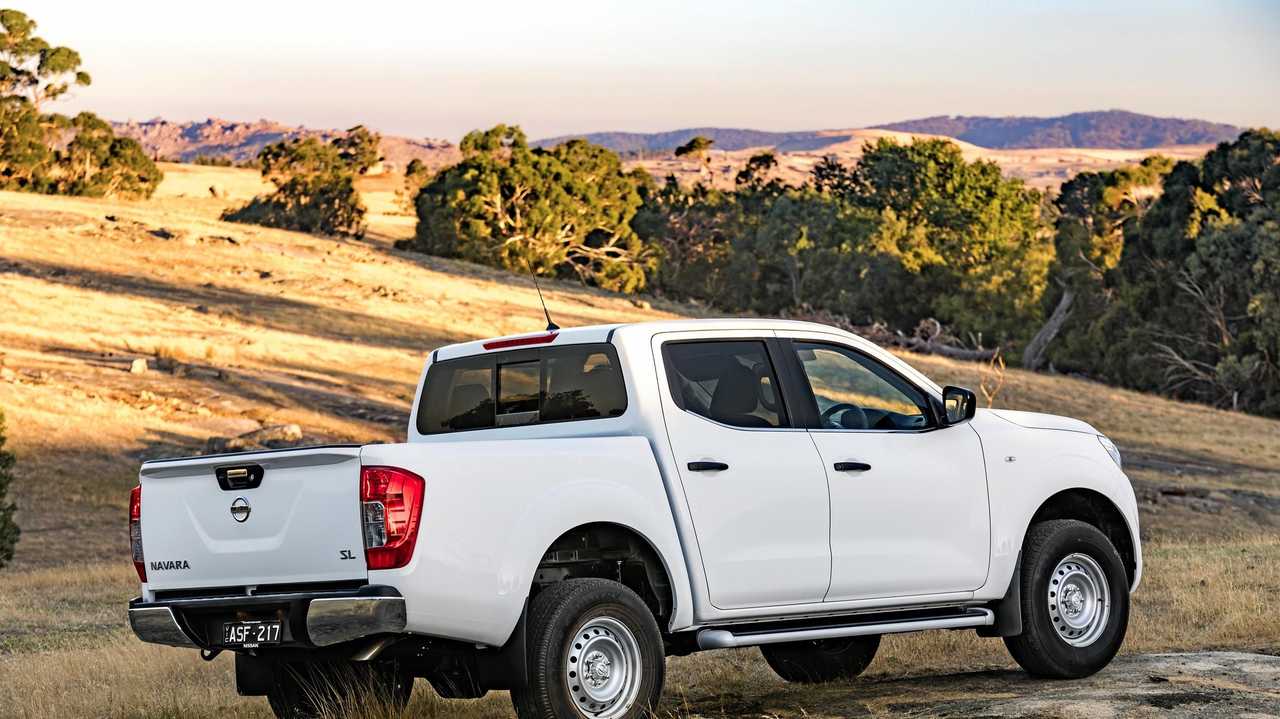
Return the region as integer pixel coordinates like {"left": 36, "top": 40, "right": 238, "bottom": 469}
{"left": 417, "top": 343, "right": 627, "bottom": 435}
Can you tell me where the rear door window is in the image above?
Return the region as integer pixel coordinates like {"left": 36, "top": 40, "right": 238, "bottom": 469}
{"left": 417, "top": 343, "right": 627, "bottom": 434}
{"left": 662, "top": 340, "right": 788, "bottom": 428}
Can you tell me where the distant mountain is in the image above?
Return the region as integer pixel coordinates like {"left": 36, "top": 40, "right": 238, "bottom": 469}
{"left": 115, "top": 110, "right": 1241, "bottom": 175}
{"left": 873, "top": 110, "right": 1241, "bottom": 149}
{"left": 536, "top": 111, "right": 1242, "bottom": 154}
{"left": 111, "top": 118, "right": 458, "bottom": 170}
{"left": 533, "top": 127, "right": 831, "bottom": 154}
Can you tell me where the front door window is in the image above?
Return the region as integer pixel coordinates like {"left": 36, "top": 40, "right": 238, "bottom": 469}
{"left": 794, "top": 342, "right": 930, "bottom": 431}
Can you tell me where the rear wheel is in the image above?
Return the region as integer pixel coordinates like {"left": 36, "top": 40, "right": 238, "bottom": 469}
{"left": 1004, "top": 519, "right": 1129, "bottom": 678}
{"left": 266, "top": 659, "right": 412, "bottom": 719}
{"left": 760, "top": 635, "right": 880, "bottom": 683}
{"left": 512, "top": 578, "right": 665, "bottom": 719}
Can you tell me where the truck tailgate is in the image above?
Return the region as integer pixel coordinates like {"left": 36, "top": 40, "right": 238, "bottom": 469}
{"left": 138, "top": 446, "right": 366, "bottom": 592}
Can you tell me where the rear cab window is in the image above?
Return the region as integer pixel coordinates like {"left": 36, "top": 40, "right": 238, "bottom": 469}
{"left": 417, "top": 343, "right": 627, "bottom": 435}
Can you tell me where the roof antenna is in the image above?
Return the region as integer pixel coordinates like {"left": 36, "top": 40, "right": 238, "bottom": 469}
{"left": 532, "top": 274, "right": 560, "bottom": 331}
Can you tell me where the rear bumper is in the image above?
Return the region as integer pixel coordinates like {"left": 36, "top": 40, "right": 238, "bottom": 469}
{"left": 128, "top": 584, "right": 406, "bottom": 649}
{"left": 128, "top": 606, "right": 198, "bottom": 647}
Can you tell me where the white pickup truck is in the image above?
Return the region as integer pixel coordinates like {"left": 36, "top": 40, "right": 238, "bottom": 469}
{"left": 129, "top": 319, "right": 1141, "bottom": 719}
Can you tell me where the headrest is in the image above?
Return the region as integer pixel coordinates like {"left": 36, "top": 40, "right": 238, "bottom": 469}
{"left": 709, "top": 363, "right": 760, "bottom": 416}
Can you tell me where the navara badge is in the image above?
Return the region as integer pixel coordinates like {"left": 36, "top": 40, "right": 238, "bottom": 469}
{"left": 230, "top": 497, "right": 251, "bottom": 523}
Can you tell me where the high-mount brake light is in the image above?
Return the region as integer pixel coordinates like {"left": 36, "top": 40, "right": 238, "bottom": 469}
{"left": 482, "top": 332, "right": 559, "bottom": 350}
{"left": 360, "top": 466, "right": 425, "bottom": 570}
{"left": 129, "top": 485, "right": 146, "bottom": 582}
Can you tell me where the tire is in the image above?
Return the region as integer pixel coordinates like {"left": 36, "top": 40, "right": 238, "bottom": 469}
{"left": 266, "top": 659, "right": 413, "bottom": 719}
{"left": 1004, "top": 519, "right": 1130, "bottom": 679}
{"left": 512, "top": 578, "right": 665, "bottom": 719}
{"left": 760, "top": 635, "right": 880, "bottom": 683}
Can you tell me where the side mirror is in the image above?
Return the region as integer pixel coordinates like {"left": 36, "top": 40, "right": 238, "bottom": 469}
{"left": 941, "top": 386, "right": 977, "bottom": 426}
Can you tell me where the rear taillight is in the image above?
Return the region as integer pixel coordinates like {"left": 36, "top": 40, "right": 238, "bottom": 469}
{"left": 360, "top": 466, "right": 425, "bottom": 570}
{"left": 129, "top": 485, "right": 146, "bottom": 582}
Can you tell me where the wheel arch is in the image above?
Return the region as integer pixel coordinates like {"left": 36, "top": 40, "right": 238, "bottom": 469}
{"left": 531, "top": 521, "right": 676, "bottom": 630}
{"left": 1028, "top": 488, "right": 1137, "bottom": 586}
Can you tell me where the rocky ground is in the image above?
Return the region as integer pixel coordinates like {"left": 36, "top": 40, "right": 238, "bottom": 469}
{"left": 680, "top": 652, "right": 1280, "bottom": 718}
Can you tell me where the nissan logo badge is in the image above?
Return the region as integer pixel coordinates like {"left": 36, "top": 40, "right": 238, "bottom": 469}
{"left": 230, "top": 497, "right": 251, "bottom": 523}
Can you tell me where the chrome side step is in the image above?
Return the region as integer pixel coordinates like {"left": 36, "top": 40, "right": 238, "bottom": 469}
{"left": 697, "top": 607, "right": 994, "bottom": 650}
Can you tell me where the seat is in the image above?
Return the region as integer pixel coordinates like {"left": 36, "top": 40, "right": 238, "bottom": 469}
{"left": 708, "top": 364, "right": 773, "bottom": 428}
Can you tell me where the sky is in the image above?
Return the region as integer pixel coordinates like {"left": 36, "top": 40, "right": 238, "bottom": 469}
{"left": 15, "top": 0, "right": 1280, "bottom": 141}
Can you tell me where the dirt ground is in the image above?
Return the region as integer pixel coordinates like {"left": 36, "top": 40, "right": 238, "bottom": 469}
{"left": 675, "top": 652, "right": 1280, "bottom": 718}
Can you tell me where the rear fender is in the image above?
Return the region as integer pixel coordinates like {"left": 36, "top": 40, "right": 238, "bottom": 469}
{"left": 359, "top": 437, "right": 693, "bottom": 647}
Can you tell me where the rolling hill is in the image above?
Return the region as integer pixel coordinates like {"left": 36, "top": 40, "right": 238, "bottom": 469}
{"left": 537, "top": 111, "right": 1242, "bottom": 153}
{"left": 114, "top": 111, "right": 1242, "bottom": 175}
{"left": 874, "top": 110, "right": 1242, "bottom": 149}
{"left": 112, "top": 117, "right": 460, "bottom": 172}
{"left": 532, "top": 127, "right": 829, "bottom": 154}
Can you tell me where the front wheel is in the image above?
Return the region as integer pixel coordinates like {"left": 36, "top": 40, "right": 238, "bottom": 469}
{"left": 1004, "top": 519, "right": 1130, "bottom": 678}
{"left": 512, "top": 579, "right": 665, "bottom": 719}
{"left": 760, "top": 635, "right": 880, "bottom": 683}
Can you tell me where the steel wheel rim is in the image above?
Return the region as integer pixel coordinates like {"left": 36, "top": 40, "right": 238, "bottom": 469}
{"left": 1047, "top": 552, "right": 1110, "bottom": 647}
{"left": 565, "top": 615, "right": 642, "bottom": 718}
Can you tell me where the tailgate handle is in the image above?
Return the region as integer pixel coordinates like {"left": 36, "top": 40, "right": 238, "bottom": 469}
{"left": 216, "top": 464, "right": 264, "bottom": 491}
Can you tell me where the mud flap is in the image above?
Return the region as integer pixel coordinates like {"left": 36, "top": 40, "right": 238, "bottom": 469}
{"left": 426, "top": 600, "right": 530, "bottom": 697}
{"left": 977, "top": 557, "right": 1023, "bottom": 638}
{"left": 484, "top": 600, "right": 529, "bottom": 689}
{"left": 235, "top": 653, "right": 274, "bottom": 696}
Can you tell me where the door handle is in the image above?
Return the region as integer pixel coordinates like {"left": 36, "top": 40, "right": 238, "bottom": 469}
{"left": 688, "top": 461, "right": 729, "bottom": 472}
{"left": 833, "top": 461, "right": 872, "bottom": 472}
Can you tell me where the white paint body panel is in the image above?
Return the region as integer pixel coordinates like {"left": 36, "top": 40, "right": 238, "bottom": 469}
{"left": 137, "top": 318, "right": 1142, "bottom": 649}
{"left": 137, "top": 447, "right": 366, "bottom": 599}
{"left": 809, "top": 427, "right": 990, "bottom": 600}
{"left": 652, "top": 329, "right": 831, "bottom": 610}
{"left": 361, "top": 437, "right": 690, "bottom": 647}
{"left": 776, "top": 328, "right": 990, "bottom": 602}
{"left": 967, "top": 409, "right": 1142, "bottom": 597}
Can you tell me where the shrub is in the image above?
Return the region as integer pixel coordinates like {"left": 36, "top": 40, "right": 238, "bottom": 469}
{"left": 405, "top": 125, "right": 656, "bottom": 293}
{"left": 1057, "top": 130, "right": 1280, "bottom": 415}
{"left": 222, "top": 129, "right": 378, "bottom": 238}
{"left": 0, "top": 408, "right": 19, "bottom": 568}
{"left": 54, "top": 112, "right": 162, "bottom": 199}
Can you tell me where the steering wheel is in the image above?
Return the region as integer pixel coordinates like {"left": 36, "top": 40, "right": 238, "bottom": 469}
{"left": 820, "top": 402, "right": 868, "bottom": 430}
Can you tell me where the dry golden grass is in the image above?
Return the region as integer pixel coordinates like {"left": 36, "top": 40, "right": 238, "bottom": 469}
{"left": 0, "top": 177, "right": 691, "bottom": 567}
{"left": 0, "top": 164, "right": 1277, "bottom": 716}
{"left": 2, "top": 538, "right": 1273, "bottom": 718}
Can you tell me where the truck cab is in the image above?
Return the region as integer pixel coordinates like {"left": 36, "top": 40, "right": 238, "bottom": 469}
{"left": 129, "top": 319, "right": 1141, "bottom": 719}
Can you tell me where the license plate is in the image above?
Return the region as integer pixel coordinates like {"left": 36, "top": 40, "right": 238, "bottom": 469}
{"left": 222, "top": 620, "right": 282, "bottom": 647}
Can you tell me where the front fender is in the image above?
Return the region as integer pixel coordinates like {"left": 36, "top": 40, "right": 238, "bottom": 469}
{"left": 972, "top": 412, "right": 1141, "bottom": 600}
